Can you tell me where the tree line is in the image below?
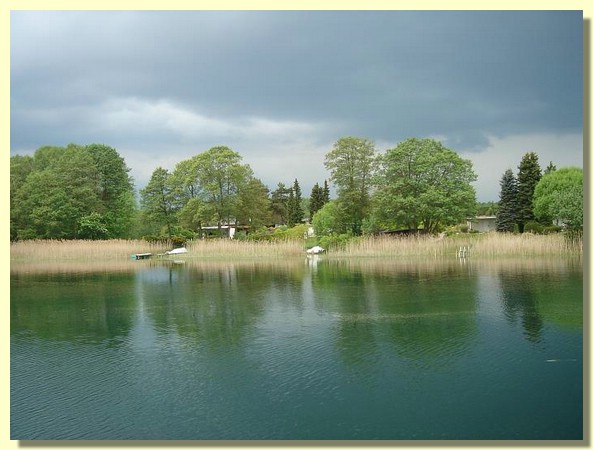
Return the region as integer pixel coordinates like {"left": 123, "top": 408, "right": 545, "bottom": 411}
{"left": 495, "top": 152, "right": 582, "bottom": 233}
{"left": 10, "top": 137, "right": 582, "bottom": 242}
{"left": 9, "top": 143, "right": 330, "bottom": 241}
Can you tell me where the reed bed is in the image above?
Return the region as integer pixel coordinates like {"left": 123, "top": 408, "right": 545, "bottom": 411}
{"left": 10, "top": 232, "right": 582, "bottom": 264}
{"left": 10, "top": 239, "right": 170, "bottom": 262}
{"left": 185, "top": 238, "right": 304, "bottom": 258}
{"left": 328, "top": 232, "right": 582, "bottom": 258}
{"left": 10, "top": 238, "right": 305, "bottom": 262}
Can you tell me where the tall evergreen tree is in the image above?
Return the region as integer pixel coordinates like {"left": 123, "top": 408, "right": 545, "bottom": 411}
{"left": 309, "top": 183, "right": 324, "bottom": 217}
{"left": 287, "top": 179, "right": 304, "bottom": 226}
{"left": 495, "top": 169, "right": 518, "bottom": 232}
{"left": 516, "top": 152, "right": 542, "bottom": 232}
{"left": 323, "top": 180, "right": 330, "bottom": 204}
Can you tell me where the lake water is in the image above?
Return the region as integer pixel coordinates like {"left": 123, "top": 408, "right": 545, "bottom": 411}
{"left": 11, "top": 257, "right": 583, "bottom": 440}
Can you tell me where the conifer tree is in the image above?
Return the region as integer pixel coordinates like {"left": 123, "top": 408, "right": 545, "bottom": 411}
{"left": 544, "top": 161, "right": 557, "bottom": 175}
{"left": 271, "top": 182, "right": 291, "bottom": 225}
{"left": 309, "top": 183, "right": 325, "bottom": 217}
{"left": 323, "top": 180, "right": 330, "bottom": 204}
{"left": 495, "top": 169, "right": 518, "bottom": 232}
{"left": 287, "top": 178, "right": 304, "bottom": 226}
{"left": 516, "top": 152, "right": 542, "bottom": 232}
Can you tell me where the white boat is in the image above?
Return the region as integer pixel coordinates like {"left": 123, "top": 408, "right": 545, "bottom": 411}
{"left": 166, "top": 247, "right": 188, "bottom": 255}
{"left": 306, "top": 246, "right": 325, "bottom": 254}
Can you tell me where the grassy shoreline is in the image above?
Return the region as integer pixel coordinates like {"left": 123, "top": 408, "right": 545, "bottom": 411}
{"left": 10, "top": 232, "right": 582, "bottom": 263}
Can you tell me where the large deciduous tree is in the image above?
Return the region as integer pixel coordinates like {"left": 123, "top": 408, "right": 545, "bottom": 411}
{"left": 495, "top": 169, "right": 518, "bottom": 232}
{"left": 533, "top": 167, "right": 583, "bottom": 231}
{"left": 516, "top": 152, "right": 542, "bottom": 232}
{"left": 140, "top": 167, "right": 177, "bottom": 238}
{"left": 192, "top": 146, "right": 254, "bottom": 231}
{"left": 372, "top": 138, "right": 476, "bottom": 233}
{"left": 86, "top": 144, "right": 136, "bottom": 238}
{"left": 11, "top": 143, "right": 136, "bottom": 240}
{"left": 11, "top": 144, "right": 103, "bottom": 239}
{"left": 324, "top": 137, "right": 376, "bottom": 235}
{"left": 235, "top": 178, "right": 273, "bottom": 228}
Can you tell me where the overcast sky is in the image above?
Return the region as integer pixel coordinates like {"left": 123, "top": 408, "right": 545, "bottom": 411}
{"left": 10, "top": 10, "right": 583, "bottom": 201}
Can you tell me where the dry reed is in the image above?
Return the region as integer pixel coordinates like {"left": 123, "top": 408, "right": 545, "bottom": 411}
{"left": 10, "top": 239, "right": 170, "bottom": 261}
{"left": 328, "top": 232, "right": 582, "bottom": 258}
{"left": 10, "top": 232, "right": 581, "bottom": 265}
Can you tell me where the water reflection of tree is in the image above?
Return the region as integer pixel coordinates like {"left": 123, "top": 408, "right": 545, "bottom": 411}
{"left": 313, "top": 260, "right": 478, "bottom": 369}
{"left": 499, "top": 272, "right": 543, "bottom": 342}
{"left": 140, "top": 261, "right": 306, "bottom": 350}
{"left": 10, "top": 272, "right": 136, "bottom": 345}
{"left": 498, "top": 262, "right": 582, "bottom": 341}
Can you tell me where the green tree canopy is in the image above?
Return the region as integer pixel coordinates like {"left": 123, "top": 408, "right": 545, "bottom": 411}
{"left": 371, "top": 138, "right": 477, "bottom": 233}
{"left": 533, "top": 167, "right": 583, "bottom": 230}
{"left": 140, "top": 167, "right": 177, "bottom": 238}
{"left": 324, "top": 137, "right": 377, "bottom": 235}
{"left": 86, "top": 143, "right": 136, "bottom": 237}
{"left": 235, "top": 178, "right": 273, "bottom": 228}
{"left": 312, "top": 201, "right": 341, "bottom": 237}
{"left": 11, "top": 144, "right": 136, "bottom": 240}
{"left": 11, "top": 144, "right": 105, "bottom": 239}
{"left": 192, "top": 146, "right": 254, "bottom": 230}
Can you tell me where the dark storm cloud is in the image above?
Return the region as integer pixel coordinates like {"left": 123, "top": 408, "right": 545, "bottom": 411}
{"left": 10, "top": 10, "right": 583, "bottom": 199}
{"left": 11, "top": 10, "right": 582, "bottom": 144}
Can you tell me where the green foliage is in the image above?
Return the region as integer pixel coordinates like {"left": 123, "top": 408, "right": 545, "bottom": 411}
{"left": 496, "top": 169, "right": 518, "bottom": 232}
{"left": 77, "top": 212, "right": 109, "bottom": 240}
{"left": 287, "top": 179, "right": 304, "bottom": 226}
{"left": 192, "top": 146, "right": 254, "bottom": 227}
{"left": 140, "top": 167, "right": 177, "bottom": 238}
{"left": 312, "top": 201, "right": 342, "bottom": 237}
{"left": 309, "top": 180, "right": 330, "bottom": 218}
{"left": 476, "top": 201, "right": 499, "bottom": 216}
{"left": 324, "top": 137, "right": 377, "bottom": 235}
{"left": 11, "top": 144, "right": 103, "bottom": 239}
{"left": 235, "top": 178, "right": 273, "bottom": 228}
{"left": 533, "top": 167, "right": 583, "bottom": 231}
{"left": 371, "top": 138, "right": 477, "bottom": 233}
{"left": 318, "top": 233, "right": 354, "bottom": 251}
{"left": 271, "top": 182, "right": 291, "bottom": 225}
{"left": 516, "top": 152, "right": 542, "bottom": 232}
{"left": 244, "top": 224, "right": 309, "bottom": 242}
{"left": 524, "top": 221, "right": 544, "bottom": 234}
{"left": 10, "top": 144, "right": 136, "bottom": 241}
{"left": 544, "top": 161, "right": 557, "bottom": 175}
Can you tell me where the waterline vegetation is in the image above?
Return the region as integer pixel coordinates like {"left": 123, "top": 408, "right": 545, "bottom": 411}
{"left": 10, "top": 232, "right": 582, "bottom": 264}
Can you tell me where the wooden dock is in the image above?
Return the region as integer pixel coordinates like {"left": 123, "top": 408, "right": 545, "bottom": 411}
{"left": 132, "top": 253, "right": 152, "bottom": 260}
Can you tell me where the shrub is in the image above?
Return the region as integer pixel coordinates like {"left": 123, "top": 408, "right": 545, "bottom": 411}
{"left": 318, "top": 233, "right": 354, "bottom": 251}
{"left": 458, "top": 224, "right": 469, "bottom": 233}
{"left": 542, "top": 225, "right": 562, "bottom": 234}
{"left": 524, "top": 221, "right": 544, "bottom": 234}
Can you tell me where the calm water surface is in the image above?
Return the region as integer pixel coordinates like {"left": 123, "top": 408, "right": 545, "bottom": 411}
{"left": 11, "top": 257, "right": 583, "bottom": 440}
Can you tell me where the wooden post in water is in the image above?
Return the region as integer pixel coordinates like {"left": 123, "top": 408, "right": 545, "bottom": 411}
{"left": 456, "top": 246, "right": 469, "bottom": 258}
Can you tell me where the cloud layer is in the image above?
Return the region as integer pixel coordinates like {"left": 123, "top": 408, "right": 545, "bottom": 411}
{"left": 10, "top": 10, "right": 583, "bottom": 200}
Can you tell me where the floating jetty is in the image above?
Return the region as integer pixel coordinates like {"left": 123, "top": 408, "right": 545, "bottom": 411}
{"left": 132, "top": 252, "right": 152, "bottom": 260}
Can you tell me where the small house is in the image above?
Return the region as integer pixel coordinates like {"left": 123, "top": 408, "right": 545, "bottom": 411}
{"left": 466, "top": 216, "right": 497, "bottom": 232}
